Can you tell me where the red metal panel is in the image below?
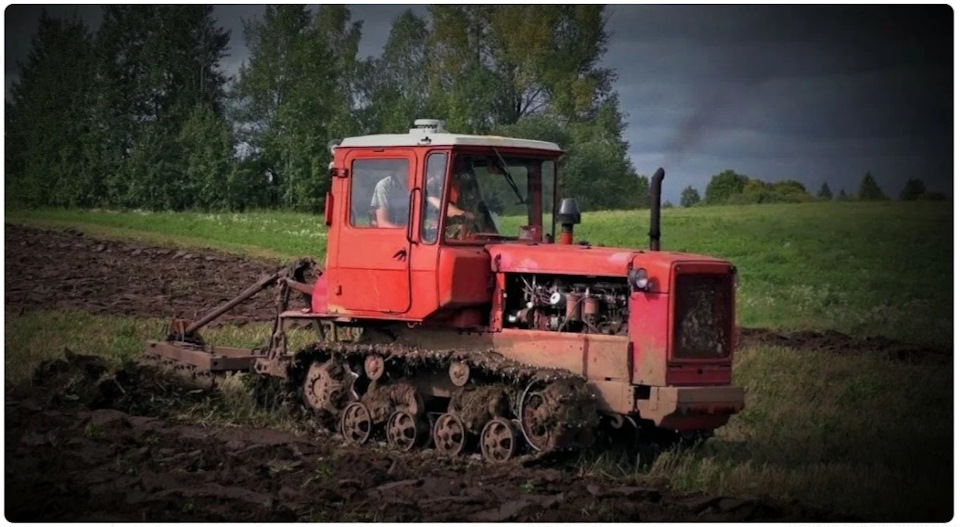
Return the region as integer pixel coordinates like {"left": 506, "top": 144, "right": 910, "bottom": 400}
{"left": 637, "top": 385, "right": 744, "bottom": 430}
{"left": 628, "top": 291, "right": 670, "bottom": 386}
{"left": 329, "top": 148, "right": 417, "bottom": 315}
{"left": 491, "top": 329, "right": 631, "bottom": 381}
{"left": 488, "top": 244, "right": 637, "bottom": 277}
{"left": 311, "top": 274, "right": 329, "bottom": 314}
{"left": 437, "top": 247, "right": 491, "bottom": 308}
{"left": 490, "top": 272, "right": 507, "bottom": 330}
{"left": 666, "top": 363, "right": 733, "bottom": 386}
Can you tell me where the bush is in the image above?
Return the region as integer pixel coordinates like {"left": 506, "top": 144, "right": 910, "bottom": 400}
{"left": 704, "top": 170, "right": 749, "bottom": 204}
{"left": 899, "top": 178, "right": 927, "bottom": 201}
{"left": 680, "top": 185, "right": 701, "bottom": 208}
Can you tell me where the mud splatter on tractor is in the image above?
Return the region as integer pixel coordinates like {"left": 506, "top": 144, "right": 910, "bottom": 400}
{"left": 145, "top": 120, "right": 744, "bottom": 462}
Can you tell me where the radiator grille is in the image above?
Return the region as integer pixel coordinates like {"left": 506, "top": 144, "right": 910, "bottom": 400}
{"left": 673, "top": 274, "right": 732, "bottom": 359}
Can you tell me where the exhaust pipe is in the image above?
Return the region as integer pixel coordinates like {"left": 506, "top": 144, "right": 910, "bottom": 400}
{"left": 649, "top": 168, "right": 665, "bottom": 251}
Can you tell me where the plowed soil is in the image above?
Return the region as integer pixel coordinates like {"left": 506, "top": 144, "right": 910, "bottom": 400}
{"left": 5, "top": 353, "right": 843, "bottom": 522}
{"left": 5, "top": 224, "right": 280, "bottom": 324}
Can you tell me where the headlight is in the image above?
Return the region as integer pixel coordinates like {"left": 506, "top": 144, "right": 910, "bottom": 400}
{"left": 629, "top": 268, "right": 650, "bottom": 291}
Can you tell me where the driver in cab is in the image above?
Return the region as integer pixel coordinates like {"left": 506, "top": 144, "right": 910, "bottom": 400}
{"left": 426, "top": 158, "right": 474, "bottom": 222}
{"left": 370, "top": 165, "right": 409, "bottom": 228}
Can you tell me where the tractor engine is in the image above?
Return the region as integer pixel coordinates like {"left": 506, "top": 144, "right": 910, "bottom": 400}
{"left": 502, "top": 274, "right": 629, "bottom": 335}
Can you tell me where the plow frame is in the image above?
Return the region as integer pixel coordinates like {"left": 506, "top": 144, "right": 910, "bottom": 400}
{"left": 145, "top": 259, "right": 317, "bottom": 378}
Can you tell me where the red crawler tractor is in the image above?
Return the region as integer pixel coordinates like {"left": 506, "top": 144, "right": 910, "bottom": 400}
{"left": 146, "top": 119, "right": 744, "bottom": 461}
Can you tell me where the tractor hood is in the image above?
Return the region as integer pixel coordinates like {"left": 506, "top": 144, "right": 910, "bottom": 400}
{"left": 487, "top": 243, "right": 732, "bottom": 294}
{"left": 488, "top": 243, "right": 637, "bottom": 277}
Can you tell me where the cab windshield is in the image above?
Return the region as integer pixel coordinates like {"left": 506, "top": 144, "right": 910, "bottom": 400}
{"left": 434, "top": 153, "right": 555, "bottom": 243}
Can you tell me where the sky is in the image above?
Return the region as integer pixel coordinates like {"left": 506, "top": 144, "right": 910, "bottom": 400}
{"left": 4, "top": 4, "right": 953, "bottom": 203}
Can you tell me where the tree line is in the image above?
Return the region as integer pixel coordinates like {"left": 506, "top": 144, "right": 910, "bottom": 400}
{"left": 6, "top": 6, "right": 644, "bottom": 212}
{"left": 678, "top": 170, "right": 946, "bottom": 208}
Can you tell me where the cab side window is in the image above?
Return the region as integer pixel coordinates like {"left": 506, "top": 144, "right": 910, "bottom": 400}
{"left": 350, "top": 159, "right": 410, "bottom": 228}
{"left": 421, "top": 153, "right": 448, "bottom": 243}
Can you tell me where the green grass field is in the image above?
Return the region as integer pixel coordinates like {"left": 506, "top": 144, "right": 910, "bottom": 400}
{"left": 9, "top": 201, "right": 953, "bottom": 345}
{"left": 5, "top": 201, "right": 954, "bottom": 521}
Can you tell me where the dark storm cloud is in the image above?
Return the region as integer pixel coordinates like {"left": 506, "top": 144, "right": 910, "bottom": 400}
{"left": 5, "top": 5, "right": 951, "bottom": 202}
{"left": 606, "top": 5, "right": 951, "bottom": 200}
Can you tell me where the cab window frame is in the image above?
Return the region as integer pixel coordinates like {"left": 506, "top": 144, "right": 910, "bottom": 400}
{"left": 348, "top": 157, "right": 411, "bottom": 229}
{"left": 420, "top": 151, "right": 449, "bottom": 245}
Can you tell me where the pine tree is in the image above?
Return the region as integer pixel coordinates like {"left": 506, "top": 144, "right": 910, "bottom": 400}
{"left": 858, "top": 171, "right": 888, "bottom": 201}
{"left": 6, "top": 11, "right": 97, "bottom": 207}
{"left": 817, "top": 182, "right": 833, "bottom": 200}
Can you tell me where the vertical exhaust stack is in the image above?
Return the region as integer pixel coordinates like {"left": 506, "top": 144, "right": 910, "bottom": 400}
{"left": 557, "top": 198, "right": 581, "bottom": 245}
{"left": 649, "top": 168, "right": 665, "bottom": 251}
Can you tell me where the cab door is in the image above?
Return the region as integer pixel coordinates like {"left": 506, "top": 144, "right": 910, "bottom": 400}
{"left": 334, "top": 149, "right": 418, "bottom": 314}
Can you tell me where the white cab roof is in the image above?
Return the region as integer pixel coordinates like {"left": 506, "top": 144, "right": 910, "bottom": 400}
{"left": 338, "top": 119, "right": 562, "bottom": 152}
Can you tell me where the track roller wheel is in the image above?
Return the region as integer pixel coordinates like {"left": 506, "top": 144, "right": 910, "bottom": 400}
{"left": 432, "top": 413, "right": 468, "bottom": 457}
{"left": 386, "top": 410, "right": 427, "bottom": 452}
{"left": 480, "top": 417, "right": 518, "bottom": 463}
{"left": 448, "top": 361, "right": 470, "bottom": 387}
{"left": 340, "top": 402, "right": 372, "bottom": 445}
{"left": 364, "top": 355, "right": 385, "bottom": 381}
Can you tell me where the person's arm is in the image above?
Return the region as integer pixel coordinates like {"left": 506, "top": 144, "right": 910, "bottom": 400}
{"left": 428, "top": 195, "right": 473, "bottom": 219}
{"left": 376, "top": 207, "right": 400, "bottom": 228}
{"left": 446, "top": 203, "right": 473, "bottom": 220}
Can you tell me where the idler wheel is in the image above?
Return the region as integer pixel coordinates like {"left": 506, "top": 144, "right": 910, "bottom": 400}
{"left": 340, "top": 402, "right": 372, "bottom": 445}
{"left": 432, "top": 412, "right": 468, "bottom": 457}
{"left": 480, "top": 417, "right": 518, "bottom": 463}
{"left": 386, "top": 410, "right": 427, "bottom": 452}
{"left": 302, "top": 359, "right": 358, "bottom": 415}
{"left": 364, "top": 355, "right": 385, "bottom": 381}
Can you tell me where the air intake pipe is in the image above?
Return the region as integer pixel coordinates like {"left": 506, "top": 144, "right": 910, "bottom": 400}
{"left": 649, "top": 168, "right": 665, "bottom": 251}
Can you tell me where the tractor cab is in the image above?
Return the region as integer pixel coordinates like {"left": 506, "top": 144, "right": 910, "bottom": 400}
{"left": 320, "top": 119, "right": 562, "bottom": 321}
{"left": 328, "top": 119, "right": 560, "bottom": 243}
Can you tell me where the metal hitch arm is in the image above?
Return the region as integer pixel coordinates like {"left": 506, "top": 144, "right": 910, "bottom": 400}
{"left": 181, "top": 271, "right": 281, "bottom": 337}
{"left": 171, "top": 258, "right": 314, "bottom": 341}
